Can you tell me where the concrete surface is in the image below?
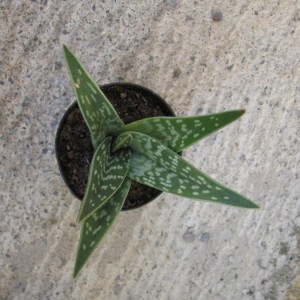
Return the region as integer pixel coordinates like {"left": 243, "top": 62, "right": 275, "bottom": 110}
{"left": 0, "top": 1, "right": 299, "bottom": 299}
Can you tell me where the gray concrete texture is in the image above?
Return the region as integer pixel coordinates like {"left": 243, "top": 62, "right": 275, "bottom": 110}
{"left": 0, "top": 1, "right": 299, "bottom": 299}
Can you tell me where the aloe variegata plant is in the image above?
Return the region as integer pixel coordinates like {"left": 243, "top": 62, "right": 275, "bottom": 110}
{"left": 63, "top": 45, "right": 259, "bottom": 277}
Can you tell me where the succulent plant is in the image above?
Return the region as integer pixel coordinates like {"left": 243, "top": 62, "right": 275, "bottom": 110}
{"left": 62, "top": 45, "right": 259, "bottom": 277}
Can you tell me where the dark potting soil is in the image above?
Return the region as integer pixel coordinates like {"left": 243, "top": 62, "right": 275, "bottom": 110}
{"left": 56, "top": 84, "right": 174, "bottom": 210}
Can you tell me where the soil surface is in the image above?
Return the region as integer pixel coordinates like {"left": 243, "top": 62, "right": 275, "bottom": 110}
{"left": 56, "top": 83, "right": 175, "bottom": 210}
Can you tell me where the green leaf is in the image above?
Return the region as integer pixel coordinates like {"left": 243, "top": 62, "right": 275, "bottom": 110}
{"left": 63, "top": 45, "right": 124, "bottom": 148}
{"left": 128, "top": 132, "right": 258, "bottom": 208}
{"left": 111, "top": 132, "right": 133, "bottom": 153}
{"left": 74, "top": 178, "right": 131, "bottom": 277}
{"left": 77, "top": 137, "right": 131, "bottom": 223}
{"left": 125, "top": 110, "right": 245, "bottom": 152}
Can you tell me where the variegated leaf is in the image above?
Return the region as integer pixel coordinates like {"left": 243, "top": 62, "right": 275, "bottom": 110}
{"left": 111, "top": 132, "right": 133, "bottom": 153}
{"left": 128, "top": 132, "right": 258, "bottom": 208}
{"left": 125, "top": 110, "right": 245, "bottom": 152}
{"left": 63, "top": 45, "right": 124, "bottom": 148}
{"left": 74, "top": 178, "right": 131, "bottom": 277}
{"left": 77, "top": 137, "right": 131, "bottom": 223}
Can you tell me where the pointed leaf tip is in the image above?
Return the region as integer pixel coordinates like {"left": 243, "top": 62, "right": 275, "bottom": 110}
{"left": 73, "top": 178, "right": 131, "bottom": 277}
{"left": 246, "top": 201, "right": 260, "bottom": 209}
{"left": 233, "top": 109, "right": 246, "bottom": 118}
{"left": 63, "top": 44, "right": 72, "bottom": 57}
{"left": 63, "top": 45, "right": 124, "bottom": 149}
{"left": 128, "top": 132, "right": 259, "bottom": 209}
{"left": 125, "top": 109, "right": 248, "bottom": 152}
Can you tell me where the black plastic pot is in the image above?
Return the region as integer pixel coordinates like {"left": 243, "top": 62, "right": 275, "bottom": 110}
{"left": 55, "top": 82, "right": 177, "bottom": 210}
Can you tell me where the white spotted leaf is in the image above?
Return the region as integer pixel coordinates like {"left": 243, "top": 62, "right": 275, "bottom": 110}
{"left": 125, "top": 110, "right": 245, "bottom": 152}
{"left": 128, "top": 132, "right": 258, "bottom": 208}
{"left": 77, "top": 137, "right": 131, "bottom": 223}
{"left": 63, "top": 45, "right": 124, "bottom": 148}
{"left": 74, "top": 178, "right": 131, "bottom": 277}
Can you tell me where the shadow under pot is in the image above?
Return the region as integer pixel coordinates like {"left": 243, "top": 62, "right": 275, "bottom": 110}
{"left": 55, "top": 82, "right": 178, "bottom": 210}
